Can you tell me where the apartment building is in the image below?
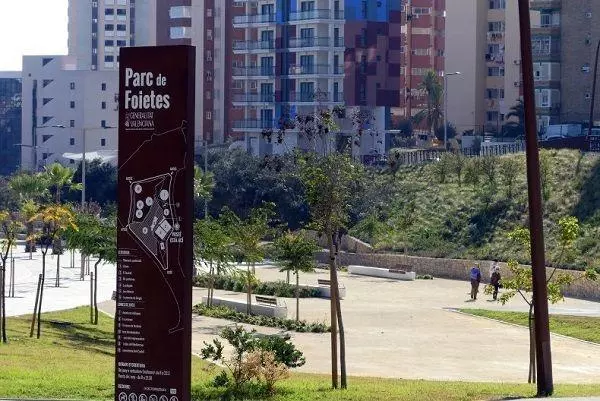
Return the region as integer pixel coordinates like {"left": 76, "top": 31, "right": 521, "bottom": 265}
{"left": 531, "top": 0, "right": 600, "bottom": 127}
{"left": 446, "top": 0, "right": 529, "bottom": 134}
{"left": 20, "top": 56, "right": 119, "bottom": 171}
{"left": 0, "top": 72, "right": 22, "bottom": 175}
{"left": 399, "top": 0, "right": 446, "bottom": 120}
{"left": 230, "top": 0, "right": 404, "bottom": 157}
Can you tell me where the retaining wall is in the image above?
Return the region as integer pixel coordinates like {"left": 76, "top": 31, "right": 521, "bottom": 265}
{"left": 316, "top": 251, "right": 600, "bottom": 301}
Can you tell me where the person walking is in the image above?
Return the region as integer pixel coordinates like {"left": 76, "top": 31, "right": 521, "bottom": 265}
{"left": 469, "top": 263, "right": 482, "bottom": 300}
{"left": 490, "top": 262, "right": 501, "bottom": 300}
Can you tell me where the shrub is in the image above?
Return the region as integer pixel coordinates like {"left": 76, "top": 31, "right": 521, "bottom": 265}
{"left": 193, "top": 304, "right": 330, "bottom": 333}
{"left": 193, "top": 273, "right": 319, "bottom": 298}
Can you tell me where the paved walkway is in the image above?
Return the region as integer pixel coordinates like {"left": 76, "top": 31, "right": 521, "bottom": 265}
{"left": 4, "top": 244, "right": 116, "bottom": 317}
{"left": 185, "top": 265, "right": 600, "bottom": 383}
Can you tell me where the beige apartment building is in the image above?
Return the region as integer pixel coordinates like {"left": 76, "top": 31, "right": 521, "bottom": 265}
{"left": 446, "top": 0, "right": 528, "bottom": 135}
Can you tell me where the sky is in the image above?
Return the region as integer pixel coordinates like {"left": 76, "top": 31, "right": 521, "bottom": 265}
{"left": 0, "top": 0, "right": 68, "bottom": 71}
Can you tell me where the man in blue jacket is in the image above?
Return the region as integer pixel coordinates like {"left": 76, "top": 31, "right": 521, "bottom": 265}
{"left": 469, "top": 263, "right": 482, "bottom": 300}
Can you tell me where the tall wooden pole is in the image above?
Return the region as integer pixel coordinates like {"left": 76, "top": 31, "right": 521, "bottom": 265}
{"left": 517, "top": 0, "right": 553, "bottom": 396}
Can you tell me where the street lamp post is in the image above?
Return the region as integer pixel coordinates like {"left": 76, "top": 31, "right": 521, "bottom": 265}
{"left": 443, "top": 72, "right": 461, "bottom": 150}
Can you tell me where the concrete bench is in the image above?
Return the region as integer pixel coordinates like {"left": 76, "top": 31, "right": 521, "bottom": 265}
{"left": 300, "top": 278, "right": 346, "bottom": 299}
{"left": 202, "top": 296, "right": 287, "bottom": 318}
{"left": 255, "top": 295, "right": 278, "bottom": 306}
{"left": 348, "top": 265, "right": 416, "bottom": 281}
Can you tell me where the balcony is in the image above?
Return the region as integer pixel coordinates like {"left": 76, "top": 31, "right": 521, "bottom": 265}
{"left": 232, "top": 93, "right": 275, "bottom": 104}
{"left": 284, "top": 91, "right": 344, "bottom": 104}
{"left": 530, "top": 0, "right": 561, "bottom": 10}
{"left": 288, "top": 37, "right": 330, "bottom": 49}
{"left": 233, "top": 40, "right": 276, "bottom": 53}
{"left": 232, "top": 66, "right": 276, "bottom": 78}
{"left": 233, "top": 13, "right": 276, "bottom": 26}
{"left": 288, "top": 9, "right": 344, "bottom": 22}
{"left": 232, "top": 119, "right": 278, "bottom": 131}
{"left": 285, "top": 64, "right": 344, "bottom": 76}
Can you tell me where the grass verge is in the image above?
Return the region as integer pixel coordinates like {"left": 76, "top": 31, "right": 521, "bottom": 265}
{"left": 460, "top": 308, "right": 600, "bottom": 344}
{"left": 1, "top": 307, "right": 600, "bottom": 400}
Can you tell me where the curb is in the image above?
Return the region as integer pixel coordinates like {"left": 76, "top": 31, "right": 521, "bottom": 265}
{"left": 446, "top": 307, "right": 600, "bottom": 348}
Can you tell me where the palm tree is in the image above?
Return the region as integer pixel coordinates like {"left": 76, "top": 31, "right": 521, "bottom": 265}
{"left": 43, "top": 163, "right": 82, "bottom": 203}
{"left": 9, "top": 173, "right": 48, "bottom": 254}
{"left": 8, "top": 172, "right": 48, "bottom": 202}
{"left": 412, "top": 70, "right": 444, "bottom": 141}
{"left": 273, "top": 231, "right": 318, "bottom": 321}
{"left": 503, "top": 99, "right": 525, "bottom": 138}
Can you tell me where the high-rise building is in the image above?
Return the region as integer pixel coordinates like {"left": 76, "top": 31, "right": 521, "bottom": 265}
{"left": 446, "top": 0, "right": 526, "bottom": 135}
{"left": 0, "top": 72, "right": 22, "bottom": 175}
{"left": 399, "top": 0, "right": 446, "bottom": 120}
{"left": 20, "top": 56, "right": 119, "bottom": 171}
{"left": 530, "top": 0, "right": 599, "bottom": 127}
{"left": 230, "top": 0, "right": 404, "bottom": 157}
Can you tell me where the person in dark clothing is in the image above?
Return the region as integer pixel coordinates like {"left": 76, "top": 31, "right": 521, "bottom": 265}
{"left": 490, "top": 266, "right": 501, "bottom": 300}
{"left": 469, "top": 264, "right": 482, "bottom": 300}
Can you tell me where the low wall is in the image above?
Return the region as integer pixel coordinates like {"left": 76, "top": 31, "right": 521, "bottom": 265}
{"left": 317, "top": 251, "right": 600, "bottom": 301}
{"left": 305, "top": 230, "right": 373, "bottom": 254}
{"left": 202, "top": 296, "right": 288, "bottom": 318}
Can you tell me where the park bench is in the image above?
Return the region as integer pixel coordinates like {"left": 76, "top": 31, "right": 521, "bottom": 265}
{"left": 255, "top": 295, "right": 278, "bottom": 306}
{"left": 348, "top": 264, "right": 416, "bottom": 281}
{"left": 317, "top": 278, "right": 331, "bottom": 286}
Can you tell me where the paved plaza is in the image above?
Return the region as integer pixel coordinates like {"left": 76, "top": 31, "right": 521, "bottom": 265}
{"left": 4, "top": 244, "right": 116, "bottom": 317}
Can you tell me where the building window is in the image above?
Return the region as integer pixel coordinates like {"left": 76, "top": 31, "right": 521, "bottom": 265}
{"left": 101, "top": 138, "right": 106, "bottom": 147}
{"left": 170, "top": 26, "right": 191, "bottom": 39}
{"left": 70, "top": 101, "right": 75, "bottom": 109}
{"left": 102, "top": 101, "right": 107, "bottom": 109}
{"left": 116, "top": 8, "right": 126, "bottom": 16}
{"left": 70, "top": 119, "right": 75, "bottom": 127}
{"left": 117, "top": 40, "right": 127, "bottom": 47}
{"left": 116, "top": 24, "right": 126, "bottom": 31}
{"left": 206, "top": 91, "right": 211, "bottom": 100}
{"left": 488, "top": 21, "right": 505, "bottom": 32}
{"left": 101, "top": 120, "right": 106, "bottom": 128}
{"left": 101, "top": 83, "right": 107, "bottom": 91}
{"left": 169, "top": 6, "right": 192, "bottom": 18}
{"left": 105, "top": 40, "right": 114, "bottom": 46}
{"left": 207, "top": 29, "right": 213, "bottom": 40}
{"left": 206, "top": 8, "right": 212, "bottom": 17}
{"left": 70, "top": 82, "right": 75, "bottom": 90}
{"left": 105, "top": 55, "right": 114, "bottom": 62}
{"left": 105, "top": 8, "right": 114, "bottom": 15}
{"left": 70, "top": 138, "right": 75, "bottom": 146}
{"left": 487, "top": 67, "right": 505, "bottom": 76}
{"left": 489, "top": 0, "right": 506, "bottom": 9}
{"left": 206, "top": 111, "right": 212, "bottom": 120}
{"left": 105, "top": 24, "right": 114, "bottom": 31}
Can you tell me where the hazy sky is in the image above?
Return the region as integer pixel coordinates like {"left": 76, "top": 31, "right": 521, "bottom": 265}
{"left": 0, "top": 0, "right": 68, "bottom": 71}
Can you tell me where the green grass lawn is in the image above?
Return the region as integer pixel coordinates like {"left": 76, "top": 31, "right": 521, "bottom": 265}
{"left": 2, "top": 307, "right": 600, "bottom": 400}
{"left": 460, "top": 308, "right": 600, "bottom": 344}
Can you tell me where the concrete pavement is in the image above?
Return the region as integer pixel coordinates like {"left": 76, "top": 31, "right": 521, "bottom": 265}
{"left": 4, "top": 244, "right": 116, "bottom": 317}
{"left": 186, "top": 265, "right": 600, "bottom": 383}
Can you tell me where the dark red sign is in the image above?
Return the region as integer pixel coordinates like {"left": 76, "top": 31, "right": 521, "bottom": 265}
{"left": 116, "top": 45, "right": 195, "bottom": 401}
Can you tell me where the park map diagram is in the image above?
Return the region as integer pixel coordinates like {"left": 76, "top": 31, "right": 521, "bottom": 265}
{"left": 118, "top": 121, "right": 188, "bottom": 334}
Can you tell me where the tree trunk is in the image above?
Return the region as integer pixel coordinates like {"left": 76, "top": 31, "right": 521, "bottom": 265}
{"left": 287, "top": 270, "right": 290, "bottom": 285}
{"left": 327, "top": 233, "right": 339, "bottom": 389}
{"left": 246, "top": 262, "right": 252, "bottom": 315}
{"left": 1, "top": 259, "right": 6, "bottom": 343}
{"left": 295, "top": 271, "right": 300, "bottom": 322}
{"left": 37, "top": 251, "right": 47, "bottom": 338}
{"left": 208, "top": 260, "right": 214, "bottom": 307}
{"left": 94, "top": 260, "right": 100, "bottom": 325}
{"left": 55, "top": 254, "right": 60, "bottom": 287}
{"left": 528, "top": 304, "right": 536, "bottom": 384}
{"left": 333, "top": 234, "right": 347, "bottom": 389}
{"left": 80, "top": 252, "right": 86, "bottom": 280}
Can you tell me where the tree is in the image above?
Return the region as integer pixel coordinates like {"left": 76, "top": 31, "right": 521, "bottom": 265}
{"left": 0, "top": 210, "right": 20, "bottom": 343}
{"left": 412, "top": 70, "right": 444, "bottom": 140}
{"left": 68, "top": 159, "right": 117, "bottom": 206}
{"left": 9, "top": 173, "right": 48, "bottom": 253}
{"left": 42, "top": 163, "right": 82, "bottom": 203}
{"left": 299, "top": 152, "right": 363, "bottom": 389}
{"left": 486, "top": 217, "right": 597, "bottom": 383}
{"left": 273, "top": 231, "right": 318, "bottom": 321}
{"left": 29, "top": 204, "right": 77, "bottom": 337}
{"left": 434, "top": 123, "right": 457, "bottom": 142}
{"left": 65, "top": 211, "right": 116, "bottom": 324}
{"left": 193, "top": 217, "right": 232, "bottom": 307}
{"left": 503, "top": 99, "right": 525, "bottom": 138}
{"left": 500, "top": 157, "right": 521, "bottom": 198}
{"left": 450, "top": 152, "right": 466, "bottom": 187}
{"left": 222, "top": 206, "right": 273, "bottom": 314}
